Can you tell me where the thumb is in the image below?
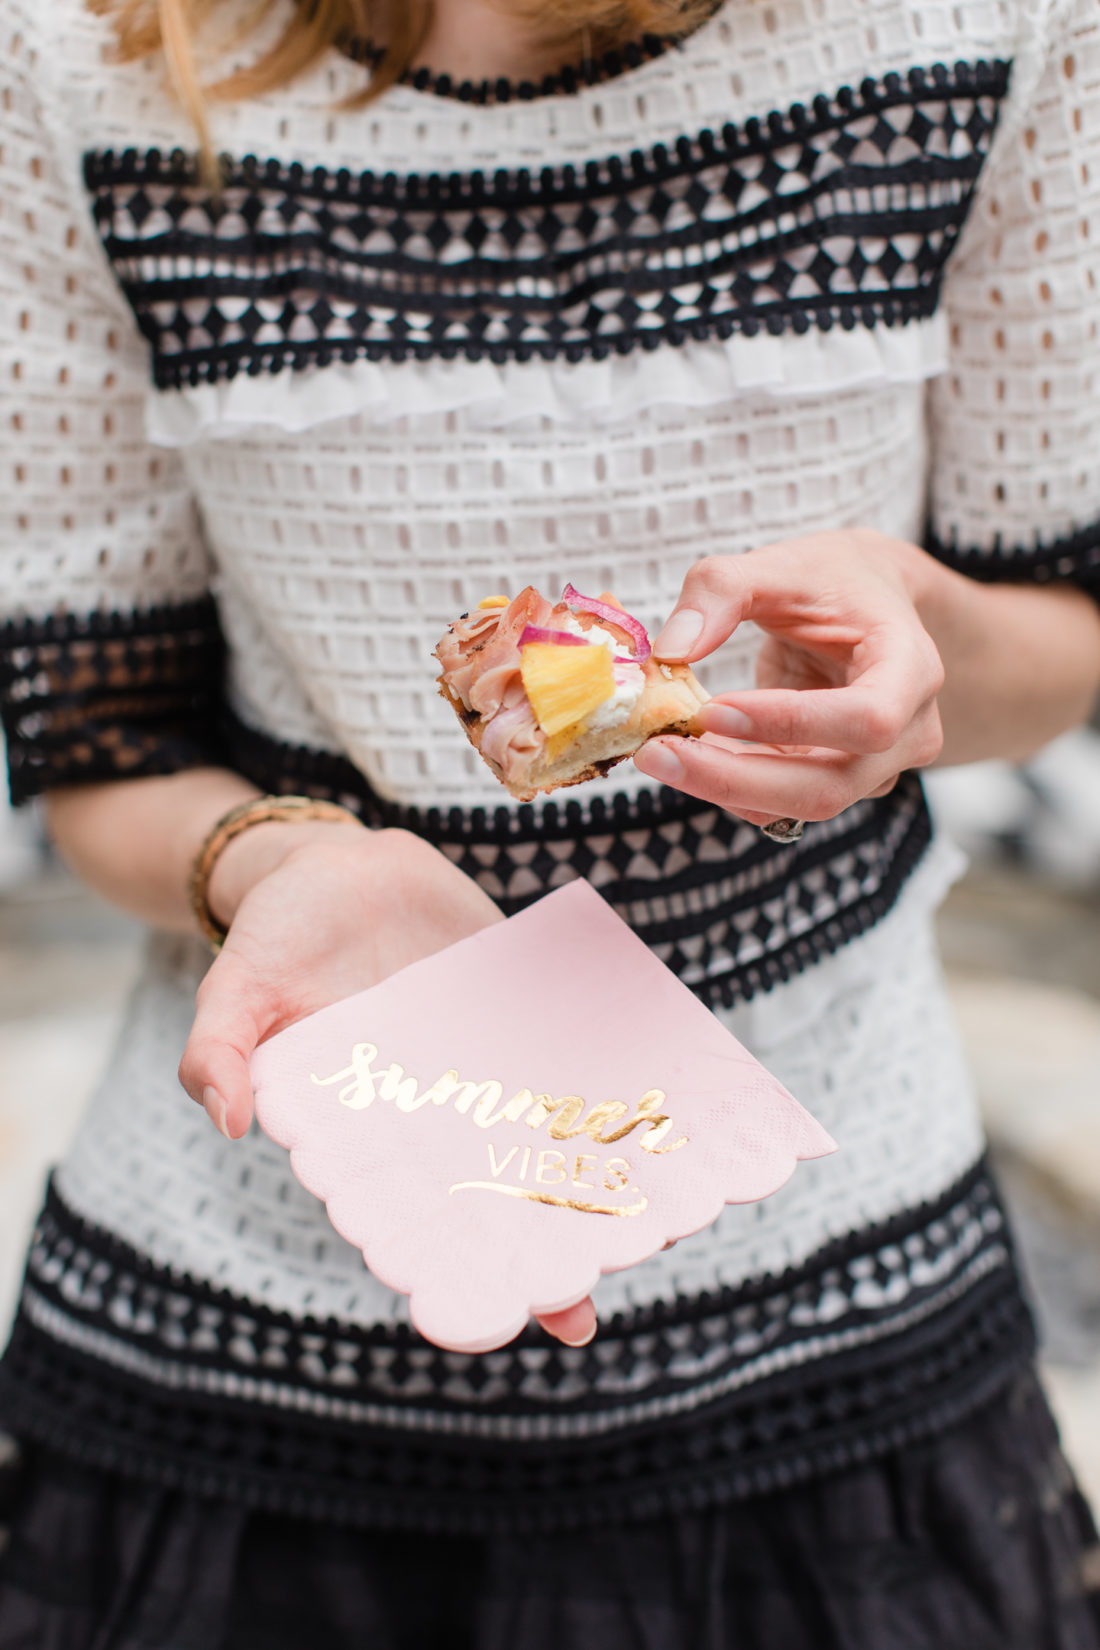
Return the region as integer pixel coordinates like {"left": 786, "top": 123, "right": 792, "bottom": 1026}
{"left": 535, "top": 1296, "right": 597, "bottom": 1347}
{"left": 178, "top": 950, "right": 265, "bottom": 1140}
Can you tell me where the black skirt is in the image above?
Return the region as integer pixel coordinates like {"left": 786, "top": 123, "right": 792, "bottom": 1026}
{"left": 1, "top": 1364, "right": 1098, "bottom": 1650}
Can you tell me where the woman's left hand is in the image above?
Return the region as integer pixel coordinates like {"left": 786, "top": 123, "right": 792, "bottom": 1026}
{"left": 633, "top": 530, "right": 946, "bottom": 826}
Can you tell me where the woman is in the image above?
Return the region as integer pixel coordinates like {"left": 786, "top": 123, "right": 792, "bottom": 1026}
{"left": 1, "top": 0, "right": 1098, "bottom": 1642}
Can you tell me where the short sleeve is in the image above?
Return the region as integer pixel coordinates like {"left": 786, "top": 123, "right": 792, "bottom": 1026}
{"left": 0, "top": 4, "right": 224, "bottom": 805}
{"left": 927, "top": 0, "right": 1100, "bottom": 597}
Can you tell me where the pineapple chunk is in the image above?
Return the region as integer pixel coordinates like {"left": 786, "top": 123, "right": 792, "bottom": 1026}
{"left": 546, "top": 722, "right": 584, "bottom": 761}
{"left": 520, "top": 642, "right": 614, "bottom": 738}
{"left": 477, "top": 594, "right": 510, "bottom": 609}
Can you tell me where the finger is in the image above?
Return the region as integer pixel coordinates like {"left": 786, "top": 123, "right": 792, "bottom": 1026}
{"left": 535, "top": 1296, "right": 597, "bottom": 1347}
{"left": 651, "top": 542, "right": 878, "bottom": 663}
{"left": 651, "top": 555, "right": 756, "bottom": 661}
{"left": 634, "top": 731, "right": 805, "bottom": 825}
{"left": 730, "top": 808, "right": 796, "bottom": 827}
{"left": 700, "top": 655, "right": 944, "bottom": 756}
{"left": 177, "top": 950, "right": 265, "bottom": 1140}
{"left": 635, "top": 738, "right": 902, "bottom": 821}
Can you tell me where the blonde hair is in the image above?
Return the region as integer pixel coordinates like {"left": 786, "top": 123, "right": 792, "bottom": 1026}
{"left": 92, "top": 0, "right": 714, "bottom": 167}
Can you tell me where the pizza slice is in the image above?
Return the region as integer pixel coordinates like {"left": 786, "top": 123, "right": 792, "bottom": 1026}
{"left": 434, "top": 584, "right": 709, "bottom": 802}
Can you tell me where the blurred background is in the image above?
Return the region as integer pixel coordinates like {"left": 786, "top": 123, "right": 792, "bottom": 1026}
{"left": 1, "top": 731, "right": 1099, "bottom": 1507}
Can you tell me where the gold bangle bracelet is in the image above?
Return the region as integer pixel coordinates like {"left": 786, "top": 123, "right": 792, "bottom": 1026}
{"left": 188, "top": 794, "right": 363, "bottom": 952}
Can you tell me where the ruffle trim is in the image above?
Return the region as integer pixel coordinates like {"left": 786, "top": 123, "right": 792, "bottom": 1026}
{"left": 147, "top": 312, "right": 949, "bottom": 446}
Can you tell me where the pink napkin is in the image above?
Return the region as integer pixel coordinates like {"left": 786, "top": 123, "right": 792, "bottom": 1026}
{"left": 251, "top": 879, "right": 835, "bottom": 1352}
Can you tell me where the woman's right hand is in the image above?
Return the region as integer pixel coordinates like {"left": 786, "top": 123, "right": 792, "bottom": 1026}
{"left": 177, "top": 823, "right": 503, "bottom": 1141}
{"left": 177, "top": 820, "right": 598, "bottom": 1347}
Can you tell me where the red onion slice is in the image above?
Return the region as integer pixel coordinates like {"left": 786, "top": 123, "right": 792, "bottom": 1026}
{"left": 561, "top": 584, "right": 651, "bottom": 662}
{"left": 517, "top": 624, "right": 591, "bottom": 649}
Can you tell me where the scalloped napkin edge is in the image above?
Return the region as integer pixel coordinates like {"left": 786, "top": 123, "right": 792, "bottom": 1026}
{"left": 251, "top": 879, "right": 836, "bottom": 1352}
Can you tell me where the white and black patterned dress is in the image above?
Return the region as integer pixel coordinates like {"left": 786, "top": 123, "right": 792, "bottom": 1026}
{"left": 1, "top": 0, "right": 1099, "bottom": 1641}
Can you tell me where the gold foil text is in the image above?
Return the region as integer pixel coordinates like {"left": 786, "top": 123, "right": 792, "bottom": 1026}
{"left": 311, "top": 1046, "right": 688, "bottom": 1154}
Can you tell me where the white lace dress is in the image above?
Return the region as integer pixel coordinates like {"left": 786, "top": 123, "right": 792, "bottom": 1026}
{"left": 0, "top": 0, "right": 1098, "bottom": 1530}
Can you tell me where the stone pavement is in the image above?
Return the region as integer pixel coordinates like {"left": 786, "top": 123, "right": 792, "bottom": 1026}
{"left": 935, "top": 865, "right": 1100, "bottom": 1509}
{"left": 1, "top": 858, "right": 1098, "bottom": 1510}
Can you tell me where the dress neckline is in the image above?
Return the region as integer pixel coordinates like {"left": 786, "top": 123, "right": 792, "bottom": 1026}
{"left": 331, "top": 7, "right": 721, "bottom": 105}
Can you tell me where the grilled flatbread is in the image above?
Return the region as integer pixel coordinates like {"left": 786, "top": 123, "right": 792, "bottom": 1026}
{"left": 434, "top": 587, "right": 709, "bottom": 802}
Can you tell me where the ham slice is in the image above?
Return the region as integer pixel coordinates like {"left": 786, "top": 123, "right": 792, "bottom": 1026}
{"left": 478, "top": 699, "right": 545, "bottom": 772}
{"left": 435, "top": 588, "right": 555, "bottom": 720}
{"left": 435, "top": 589, "right": 553, "bottom": 788}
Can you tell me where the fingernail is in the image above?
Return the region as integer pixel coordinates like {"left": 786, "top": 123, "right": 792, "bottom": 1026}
{"left": 562, "top": 1322, "right": 597, "bottom": 1348}
{"left": 634, "top": 742, "right": 685, "bottom": 785}
{"left": 702, "top": 704, "right": 754, "bottom": 738}
{"left": 203, "top": 1085, "right": 233, "bottom": 1141}
{"left": 653, "top": 608, "right": 704, "bottom": 659}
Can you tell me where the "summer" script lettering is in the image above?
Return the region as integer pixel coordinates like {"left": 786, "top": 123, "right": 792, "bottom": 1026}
{"left": 310, "top": 1042, "right": 688, "bottom": 1154}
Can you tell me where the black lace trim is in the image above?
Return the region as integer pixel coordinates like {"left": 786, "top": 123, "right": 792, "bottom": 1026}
{"left": 0, "top": 601, "right": 226, "bottom": 807}
{"left": 220, "top": 708, "right": 934, "bottom": 1011}
{"left": 338, "top": 28, "right": 678, "bottom": 103}
{"left": 927, "top": 519, "right": 1100, "bottom": 599}
{"left": 22, "top": 1158, "right": 998, "bottom": 1370}
{"left": 0, "top": 594, "right": 933, "bottom": 1008}
{"left": 82, "top": 60, "right": 1010, "bottom": 383}
{"left": 0, "top": 1170, "right": 1035, "bottom": 1531}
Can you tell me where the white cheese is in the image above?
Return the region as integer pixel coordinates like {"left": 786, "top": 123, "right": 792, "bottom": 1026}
{"left": 587, "top": 663, "right": 645, "bottom": 730}
{"left": 560, "top": 617, "right": 622, "bottom": 652}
